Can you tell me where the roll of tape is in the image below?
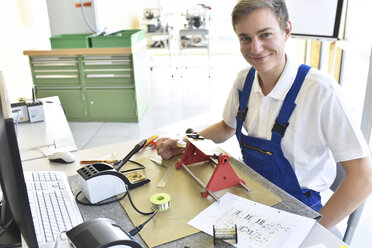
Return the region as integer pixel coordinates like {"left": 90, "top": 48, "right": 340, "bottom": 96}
{"left": 150, "top": 193, "right": 171, "bottom": 211}
{"left": 213, "top": 225, "right": 238, "bottom": 244}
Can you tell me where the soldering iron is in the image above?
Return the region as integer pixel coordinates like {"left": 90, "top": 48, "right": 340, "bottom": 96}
{"left": 116, "top": 134, "right": 159, "bottom": 171}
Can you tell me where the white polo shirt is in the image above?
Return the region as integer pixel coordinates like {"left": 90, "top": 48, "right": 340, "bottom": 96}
{"left": 222, "top": 55, "right": 370, "bottom": 192}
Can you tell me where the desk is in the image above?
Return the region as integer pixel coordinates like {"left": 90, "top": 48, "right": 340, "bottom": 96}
{"left": 17, "top": 96, "right": 77, "bottom": 162}
{"left": 22, "top": 140, "right": 346, "bottom": 247}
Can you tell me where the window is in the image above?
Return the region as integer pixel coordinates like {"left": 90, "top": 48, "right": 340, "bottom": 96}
{"left": 339, "top": 0, "right": 372, "bottom": 126}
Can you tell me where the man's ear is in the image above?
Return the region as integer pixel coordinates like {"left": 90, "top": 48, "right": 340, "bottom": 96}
{"left": 284, "top": 21, "right": 292, "bottom": 40}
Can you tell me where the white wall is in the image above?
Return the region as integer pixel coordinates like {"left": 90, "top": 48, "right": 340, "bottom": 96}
{"left": 46, "top": 0, "right": 97, "bottom": 35}
{"left": 95, "top": 0, "right": 144, "bottom": 34}
{"left": 46, "top": 0, "right": 145, "bottom": 36}
{"left": 0, "top": 0, "right": 51, "bottom": 102}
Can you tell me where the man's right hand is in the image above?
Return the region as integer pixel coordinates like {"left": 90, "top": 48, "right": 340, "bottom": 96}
{"left": 155, "top": 137, "right": 185, "bottom": 160}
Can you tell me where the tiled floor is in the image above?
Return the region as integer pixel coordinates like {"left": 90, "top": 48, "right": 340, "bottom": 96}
{"left": 68, "top": 53, "right": 372, "bottom": 247}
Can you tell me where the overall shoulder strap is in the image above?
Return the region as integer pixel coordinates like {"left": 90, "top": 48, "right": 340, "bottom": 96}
{"left": 271, "top": 64, "right": 311, "bottom": 143}
{"left": 236, "top": 67, "right": 256, "bottom": 140}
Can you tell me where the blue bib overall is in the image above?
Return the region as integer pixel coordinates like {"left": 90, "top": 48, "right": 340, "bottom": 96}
{"left": 235, "top": 64, "right": 322, "bottom": 211}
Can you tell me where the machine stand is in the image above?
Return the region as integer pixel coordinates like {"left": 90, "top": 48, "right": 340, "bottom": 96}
{"left": 176, "top": 141, "right": 249, "bottom": 200}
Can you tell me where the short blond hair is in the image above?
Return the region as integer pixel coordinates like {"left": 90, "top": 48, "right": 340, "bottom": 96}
{"left": 232, "top": 0, "right": 289, "bottom": 30}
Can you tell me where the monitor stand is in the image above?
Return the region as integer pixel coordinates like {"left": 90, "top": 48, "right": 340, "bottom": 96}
{"left": 0, "top": 198, "right": 21, "bottom": 247}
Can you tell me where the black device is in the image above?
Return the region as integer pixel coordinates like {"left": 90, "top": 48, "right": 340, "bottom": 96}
{"left": 0, "top": 84, "right": 38, "bottom": 246}
{"left": 66, "top": 218, "right": 142, "bottom": 248}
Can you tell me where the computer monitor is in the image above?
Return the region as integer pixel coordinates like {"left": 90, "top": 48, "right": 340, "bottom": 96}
{"left": 0, "top": 71, "right": 38, "bottom": 247}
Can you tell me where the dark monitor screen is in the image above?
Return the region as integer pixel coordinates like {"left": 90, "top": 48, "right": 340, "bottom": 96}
{"left": 0, "top": 72, "right": 38, "bottom": 247}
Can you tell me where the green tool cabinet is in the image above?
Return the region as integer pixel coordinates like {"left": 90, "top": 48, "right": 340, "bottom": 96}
{"left": 24, "top": 45, "right": 150, "bottom": 122}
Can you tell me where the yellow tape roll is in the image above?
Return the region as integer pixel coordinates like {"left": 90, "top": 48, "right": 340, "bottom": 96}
{"left": 150, "top": 193, "right": 171, "bottom": 211}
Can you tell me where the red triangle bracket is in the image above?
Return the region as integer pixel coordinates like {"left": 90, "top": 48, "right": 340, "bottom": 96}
{"left": 202, "top": 154, "right": 246, "bottom": 197}
{"left": 176, "top": 142, "right": 210, "bottom": 169}
{"left": 176, "top": 141, "right": 248, "bottom": 199}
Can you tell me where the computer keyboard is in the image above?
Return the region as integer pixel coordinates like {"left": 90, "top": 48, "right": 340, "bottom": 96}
{"left": 24, "top": 171, "right": 83, "bottom": 247}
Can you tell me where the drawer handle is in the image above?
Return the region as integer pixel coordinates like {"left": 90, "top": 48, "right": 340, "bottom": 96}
{"left": 84, "top": 60, "right": 130, "bottom": 65}
{"left": 86, "top": 74, "right": 131, "bottom": 78}
{"left": 32, "top": 62, "right": 77, "bottom": 66}
{"left": 36, "top": 86, "right": 81, "bottom": 90}
{"left": 84, "top": 68, "right": 132, "bottom": 72}
{"left": 31, "top": 56, "right": 76, "bottom": 61}
{"left": 35, "top": 75, "right": 78, "bottom": 79}
{"left": 34, "top": 69, "right": 78, "bottom": 73}
{"left": 86, "top": 86, "right": 134, "bottom": 89}
{"left": 83, "top": 56, "right": 131, "bottom": 60}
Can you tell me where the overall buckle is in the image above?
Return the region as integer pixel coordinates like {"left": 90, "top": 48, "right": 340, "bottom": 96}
{"left": 236, "top": 107, "right": 248, "bottom": 121}
{"left": 272, "top": 119, "right": 289, "bottom": 137}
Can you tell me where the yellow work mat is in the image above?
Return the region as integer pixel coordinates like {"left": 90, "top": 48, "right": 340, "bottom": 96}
{"left": 119, "top": 153, "right": 281, "bottom": 248}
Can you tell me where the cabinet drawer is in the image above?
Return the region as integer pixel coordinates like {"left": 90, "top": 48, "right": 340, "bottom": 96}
{"left": 83, "top": 55, "right": 132, "bottom": 69}
{"left": 33, "top": 74, "right": 80, "bottom": 86}
{"left": 83, "top": 60, "right": 132, "bottom": 69}
{"left": 35, "top": 87, "right": 86, "bottom": 121}
{"left": 31, "top": 55, "right": 78, "bottom": 66}
{"left": 86, "top": 87, "right": 137, "bottom": 121}
{"left": 84, "top": 71, "right": 133, "bottom": 86}
{"left": 31, "top": 56, "right": 80, "bottom": 86}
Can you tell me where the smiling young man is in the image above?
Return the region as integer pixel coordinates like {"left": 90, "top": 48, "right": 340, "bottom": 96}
{"left": 156, "top": 0, "right": 372, "bottom": 229}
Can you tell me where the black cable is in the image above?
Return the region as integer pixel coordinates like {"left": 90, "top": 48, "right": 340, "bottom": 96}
{"left": 74, "top": 179, "right": 158, "bottom": 237}
{"left": 127, "top": 160, "right": 146, "bottom": 168}
{"left": 125, "top": 184, "right": 155, "bottom": 216}
{"left": 128, "top": 211, "right": 157, "bottom": 237}
{"left": 120, "top": 167, "right": 145, "bottom": 173}
{"left": 75, "top": 191, "right": 127, "bottom": 206}
{"left": 0, "top": 217, "right": 18, "bottom": 239}
{"left": 0, "top": 226, "right": 6, "bottom": 238}
{"left": 76, "top": 186, "right": 155, "bottom": 216}
{"left": 119, "top": 160, "right": 146, "bottom": 173}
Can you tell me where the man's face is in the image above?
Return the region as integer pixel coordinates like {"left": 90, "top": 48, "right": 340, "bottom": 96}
{"left": 234, "top": 8, "right": 291, "bottom": 74}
